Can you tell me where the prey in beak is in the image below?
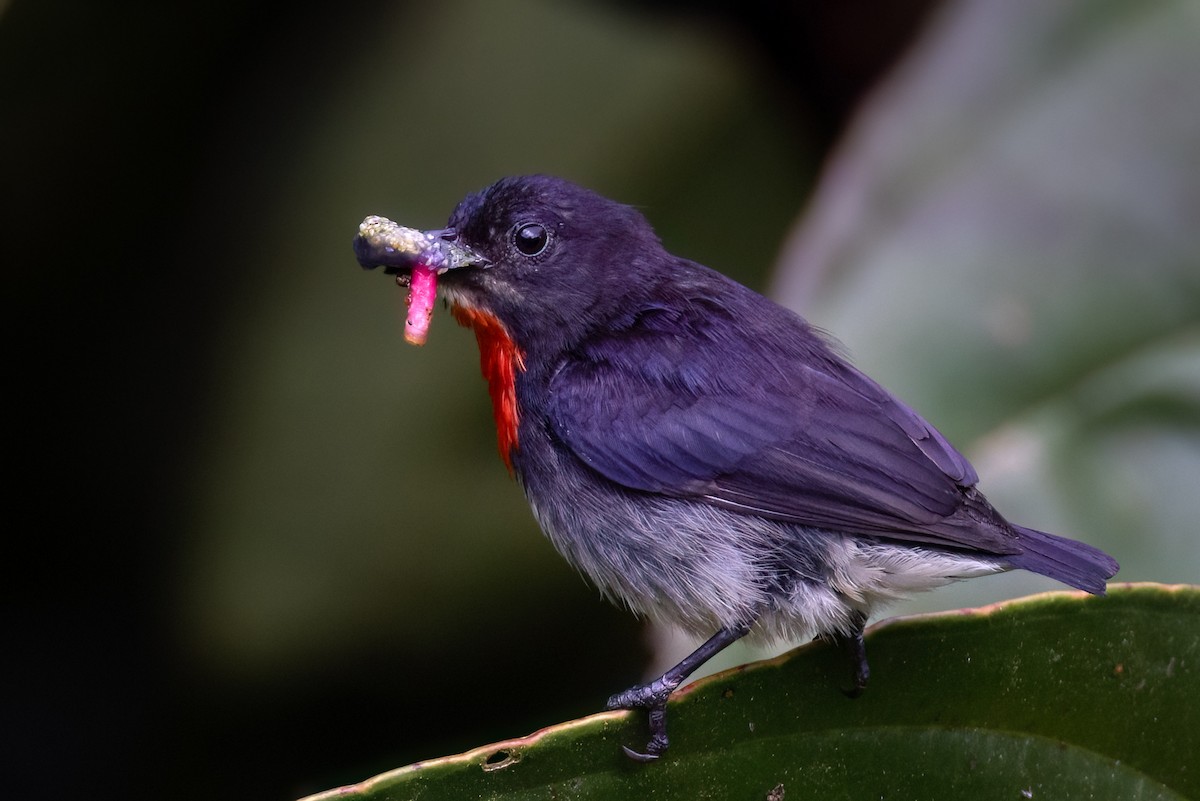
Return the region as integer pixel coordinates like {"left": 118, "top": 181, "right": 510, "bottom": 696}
{"left": 354, "top": 215, "right": 488, "bottom": 344}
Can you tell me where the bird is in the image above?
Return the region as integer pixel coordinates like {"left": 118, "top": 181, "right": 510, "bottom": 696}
{"left": 353, "top": 174, "right": 1119, "bottom": 761}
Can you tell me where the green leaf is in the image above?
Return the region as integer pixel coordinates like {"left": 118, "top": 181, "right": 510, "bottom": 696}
{"left": 300, "top": 584, "right": 1198, "bottom": 801}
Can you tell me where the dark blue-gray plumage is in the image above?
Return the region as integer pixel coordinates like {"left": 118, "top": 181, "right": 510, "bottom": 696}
{"left": 356, "top": 174, "right": 1119, "bottom": 760}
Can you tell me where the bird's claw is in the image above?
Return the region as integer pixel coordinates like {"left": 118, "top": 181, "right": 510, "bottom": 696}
{"left": 621, "top": 745, "right": 660, "bottom": 762}
{"left": 611, "top": 692, "right": 672, "bottom": 761}
{"left": 843, "top": 666, "right": 869, "bottom": 698}
{"left": 620, "top": 710, "right": 670, "bottom": 762}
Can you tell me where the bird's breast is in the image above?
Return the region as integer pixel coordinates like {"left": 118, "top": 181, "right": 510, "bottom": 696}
{"left": 450, "top": 304, "right": 526, "bottom": 473}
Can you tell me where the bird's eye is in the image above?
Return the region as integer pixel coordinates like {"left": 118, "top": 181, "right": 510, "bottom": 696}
{"left": 512, "top": 223, "right": 550, "bottom": 257}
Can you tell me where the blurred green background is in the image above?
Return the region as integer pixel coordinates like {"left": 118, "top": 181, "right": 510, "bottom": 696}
{"left": 5, "top": 1, "right": 1197, "bottom": 800}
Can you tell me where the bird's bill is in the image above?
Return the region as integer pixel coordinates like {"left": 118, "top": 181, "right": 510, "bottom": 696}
{"left": 353, "top": 215, "right": 487, "bottom": 277}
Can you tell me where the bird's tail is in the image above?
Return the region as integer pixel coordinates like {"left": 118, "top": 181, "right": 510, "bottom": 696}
{"left": 1007, "top": 525, "right": 1119, "bottom": 595}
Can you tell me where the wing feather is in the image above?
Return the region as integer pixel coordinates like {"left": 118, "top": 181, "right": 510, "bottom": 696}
{"left": 544, "top": 287, "right": 1016, "bottom": 556}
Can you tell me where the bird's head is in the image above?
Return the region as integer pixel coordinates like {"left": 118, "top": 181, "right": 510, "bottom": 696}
{"left": 356, "top": 175, "right": 668, "bottom": 352}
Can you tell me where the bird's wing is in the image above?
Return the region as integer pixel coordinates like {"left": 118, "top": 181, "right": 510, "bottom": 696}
{"left": 544, "top": 301, "right": 1019, "bottom": 555}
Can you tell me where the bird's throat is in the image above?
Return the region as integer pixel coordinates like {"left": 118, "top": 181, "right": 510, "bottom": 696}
{"left": 450, "top": 304, "right": 525, "bottom": 473}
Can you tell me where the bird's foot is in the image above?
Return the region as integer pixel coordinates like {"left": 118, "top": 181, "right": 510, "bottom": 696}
{"left": 842, "top": 660, "right": 870, "bottom": 698}
{"left": 838, "top": 613, "right": 871, "bottom": 698}
{"left": 606, "top": 678, "right": 673, "bottom": 711}
{"left": 605, "top": 623, "right": 754, "bottom": 761}
{"left": 607, "top": 681, "right": 674, "bottom": 760}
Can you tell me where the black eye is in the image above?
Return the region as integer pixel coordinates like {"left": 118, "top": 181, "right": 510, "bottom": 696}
{"left": 512, "top": 223, "right": 550, "bottom": 257}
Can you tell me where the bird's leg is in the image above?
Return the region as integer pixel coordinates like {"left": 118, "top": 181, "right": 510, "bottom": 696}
{"left": 607, "top": 621, "right": 753, "bottom": 761}
{"left": 836, "top": 610, "right": 870, "bottom": 697}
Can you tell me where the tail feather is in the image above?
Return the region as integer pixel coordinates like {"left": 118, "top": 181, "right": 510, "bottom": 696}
{"left": 1007, "top": 525, "right": 1119, "bottom": 595}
